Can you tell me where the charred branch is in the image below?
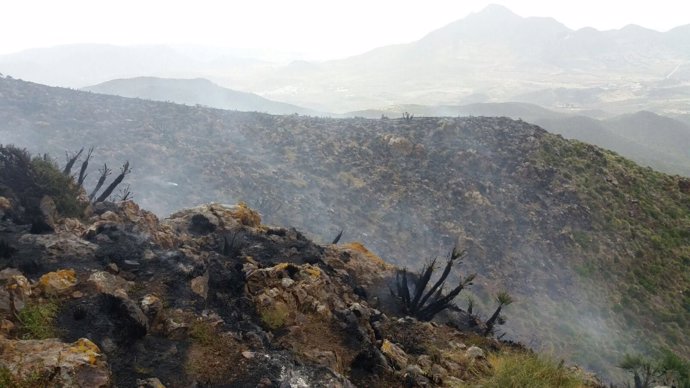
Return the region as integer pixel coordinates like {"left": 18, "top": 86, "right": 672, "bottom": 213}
{"left": 89, "top": 163, "right": 111, "bottom": 201}
{"left": 77, "top": 147, "right": 94, "bottom": 186}
{"left": 63, "top": 148, "right": 84, "bottom": 176}
{"left": 95, "top": 161, "right": 131, "bottom": 203}
{"left": 331, "top": 230, "right": 343, "bottom": 244}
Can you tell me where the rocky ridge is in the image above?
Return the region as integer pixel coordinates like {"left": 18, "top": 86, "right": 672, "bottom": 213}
{"left": 0, "top": 197, "right": 602, "bottom": 387}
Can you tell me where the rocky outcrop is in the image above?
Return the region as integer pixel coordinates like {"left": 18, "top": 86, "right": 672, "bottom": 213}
{"left": 0, "top": 337, "right": 110, "bottom": 387}
{"left": 0, "top": 199, "right": 604, "bottom": 387}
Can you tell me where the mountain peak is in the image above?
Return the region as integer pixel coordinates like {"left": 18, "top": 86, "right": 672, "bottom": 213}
{"left": 472, "top": 4, "right": 520, "bottom": 19}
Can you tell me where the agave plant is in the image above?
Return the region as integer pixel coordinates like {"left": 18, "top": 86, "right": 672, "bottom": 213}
{"left": 391, "top": 244, "right": 476, "bottom": 321}
{"left": 483, "top": 291, "right": 514, "bottom": 336}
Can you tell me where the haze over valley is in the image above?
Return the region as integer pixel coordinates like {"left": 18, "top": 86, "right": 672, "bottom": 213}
{"left": 1, "top": 2, "right": 689, "bottom": 387}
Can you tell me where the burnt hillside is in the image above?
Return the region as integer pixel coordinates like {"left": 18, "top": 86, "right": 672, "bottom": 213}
{"left": 1, "top": 76, "right": 689, "bottom": 379}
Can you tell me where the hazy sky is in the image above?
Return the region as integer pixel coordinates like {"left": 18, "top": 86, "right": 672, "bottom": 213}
{"left": 1, "top": 0, "right": 688, "bottom": 59}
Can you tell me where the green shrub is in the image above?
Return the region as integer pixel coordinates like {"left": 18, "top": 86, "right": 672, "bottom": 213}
{"left": 259, "top": 302, "right": 290, "bottom": 330}
{"left": 0, "top": 145, "right": 84, "bottom": 220}
{"left": 30, "top": 156, "right": 84, "bottom": 218}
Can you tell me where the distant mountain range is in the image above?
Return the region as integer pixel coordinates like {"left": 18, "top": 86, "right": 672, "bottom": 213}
{"left": 212, "top": 4, "right": 690, "bottom": 113}
{"left": 83, "top": 77, "right": 320, "bottom": 115}
{"left": 2, "top": 5, "right": 689, "bottom": 114}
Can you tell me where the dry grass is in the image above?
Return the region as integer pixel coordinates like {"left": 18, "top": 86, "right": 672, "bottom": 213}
{"left": 479, "top": 352, "right": 586, "bottom": 388}
{"left": 185, "top": 321, "right": 246, "bottom": 385}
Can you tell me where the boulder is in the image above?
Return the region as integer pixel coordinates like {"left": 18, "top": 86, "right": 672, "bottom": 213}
{"left": 190, "top": 272, "right": 209, "bottom": 299}
{"left": 140, "top": 294, "right": 163, "bottom": 323}
{"left": 87, "top": 271, "right": 133, "bottom": 295}
{"left": 381, "top": 339, "right": 408, "bottom": 370}
{"left": 303, "top": 349, "right": 339, "bottom": 371}
{"left": 0, "top": 270, "right": 31, "bottom": 313}
{"left": 465, "top": 346, "right": 485, "bottom": 360}
{"left": 0, "top": 337, "right": 111, "bottom": 387}
{"left": 38, "top": 269, "right": 77, "bottom": 296}
{"left": 19, "top": 233, "right": 98, "bottom": 262}
{"left": 39, "top": 195, "right": 59, "bottom": 229}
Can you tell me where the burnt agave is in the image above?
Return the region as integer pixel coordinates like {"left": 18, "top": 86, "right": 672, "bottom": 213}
{"left": 391, "top": 244, "right": 476, "bottom": 321}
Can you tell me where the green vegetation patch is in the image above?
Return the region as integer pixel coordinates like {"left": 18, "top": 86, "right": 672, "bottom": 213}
{"left": 259, "top": 301, "right": 290, "bottom": 330}
{"left": 534, "top": 134, "right": 690, "bottom": 361}
{"left": 29, "top": 156, "right": 85, "bottom": 218}
{"left": 17, "top": 300, "right": 60, "bottom": 340}
{"left": 0, "top": 145, "right": 85, "bottom": 220}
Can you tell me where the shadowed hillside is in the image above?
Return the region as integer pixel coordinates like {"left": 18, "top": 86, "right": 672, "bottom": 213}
{"left": 1, "top": 76, "right": 689, "bottom": 381}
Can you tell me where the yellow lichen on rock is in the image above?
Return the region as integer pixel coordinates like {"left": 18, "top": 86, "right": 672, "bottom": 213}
{"left": 38, "top": 269, "right": 77, "bottom": 296}
{"left": 229, "top": 202, "right": 261, "bottom": 227}
{"left": 304, "top": 265, "right": 321, "bottom": 278}
{"left": 381, "top": 339, "right": 409, "bottom": 370}
{"left": 4, "top": 274, "right": 32, "bottom": 312}
{"left": 341, "top": 242, "right": 392, "bottom": 269}
{"left": 273, "top": 262, "right": 290, "bottom": 272}
{"left": 0, "top": 337, "right": 111, "bottom": 387}
{"left": 67, "top": 338, "right": 102, "bottom": 365}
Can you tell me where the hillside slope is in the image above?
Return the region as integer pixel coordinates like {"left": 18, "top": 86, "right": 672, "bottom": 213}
{"left": 83, "top": 77, "right": 321, "bottom": 115}
{"left": 0, "top": 149, "right": 609, "bottom": 387}
{"left": 1, "top": 76, "right": 689, "bottom": 380}
{"left": 349, "top": 103, "right": 690, "bottom": 177}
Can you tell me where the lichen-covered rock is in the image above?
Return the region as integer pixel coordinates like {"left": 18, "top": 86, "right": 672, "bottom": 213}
{"left": 38, "top": 269, "right": 77, "bottom": 296}
{"left": 190, "top": 272, "right": 209, "bottom": 299}
{"left": 0, "top": 337, "right": 111, "bottom": 387}
{"left": 140, "top": 294, "right": 163, "bottom": 323}
{"left": 85, "top": 200, "right": 175, "bottom": 249}
{"left": 165, "top": 202, "right": 261, "bottom": 236}
{"left": 19, "top": 233, "right": 98, "bottom": 262}
{"left": 39, "top": 195, "right": 59, "bottom": 230}
{"left": 87, "top": 270, "right": 134, "bottom": 295}
{"left": 0, "top": 269, "right": 31, "bottom": 313}
{"left": 465, "top": 346, "right": 485, "bottom": 360}
{"left": 381, "top": 339, "right": 408, "bottom": 370}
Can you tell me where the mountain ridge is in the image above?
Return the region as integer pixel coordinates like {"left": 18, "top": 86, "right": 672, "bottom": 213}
{"left": 2, "top": 5, "right": 690, "bottom": 113}
{"left": 1, "top": 76, "right": 689, "bottom": 381}
{"left": 347, "top": 102, "right": 690, "bottom": 177}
